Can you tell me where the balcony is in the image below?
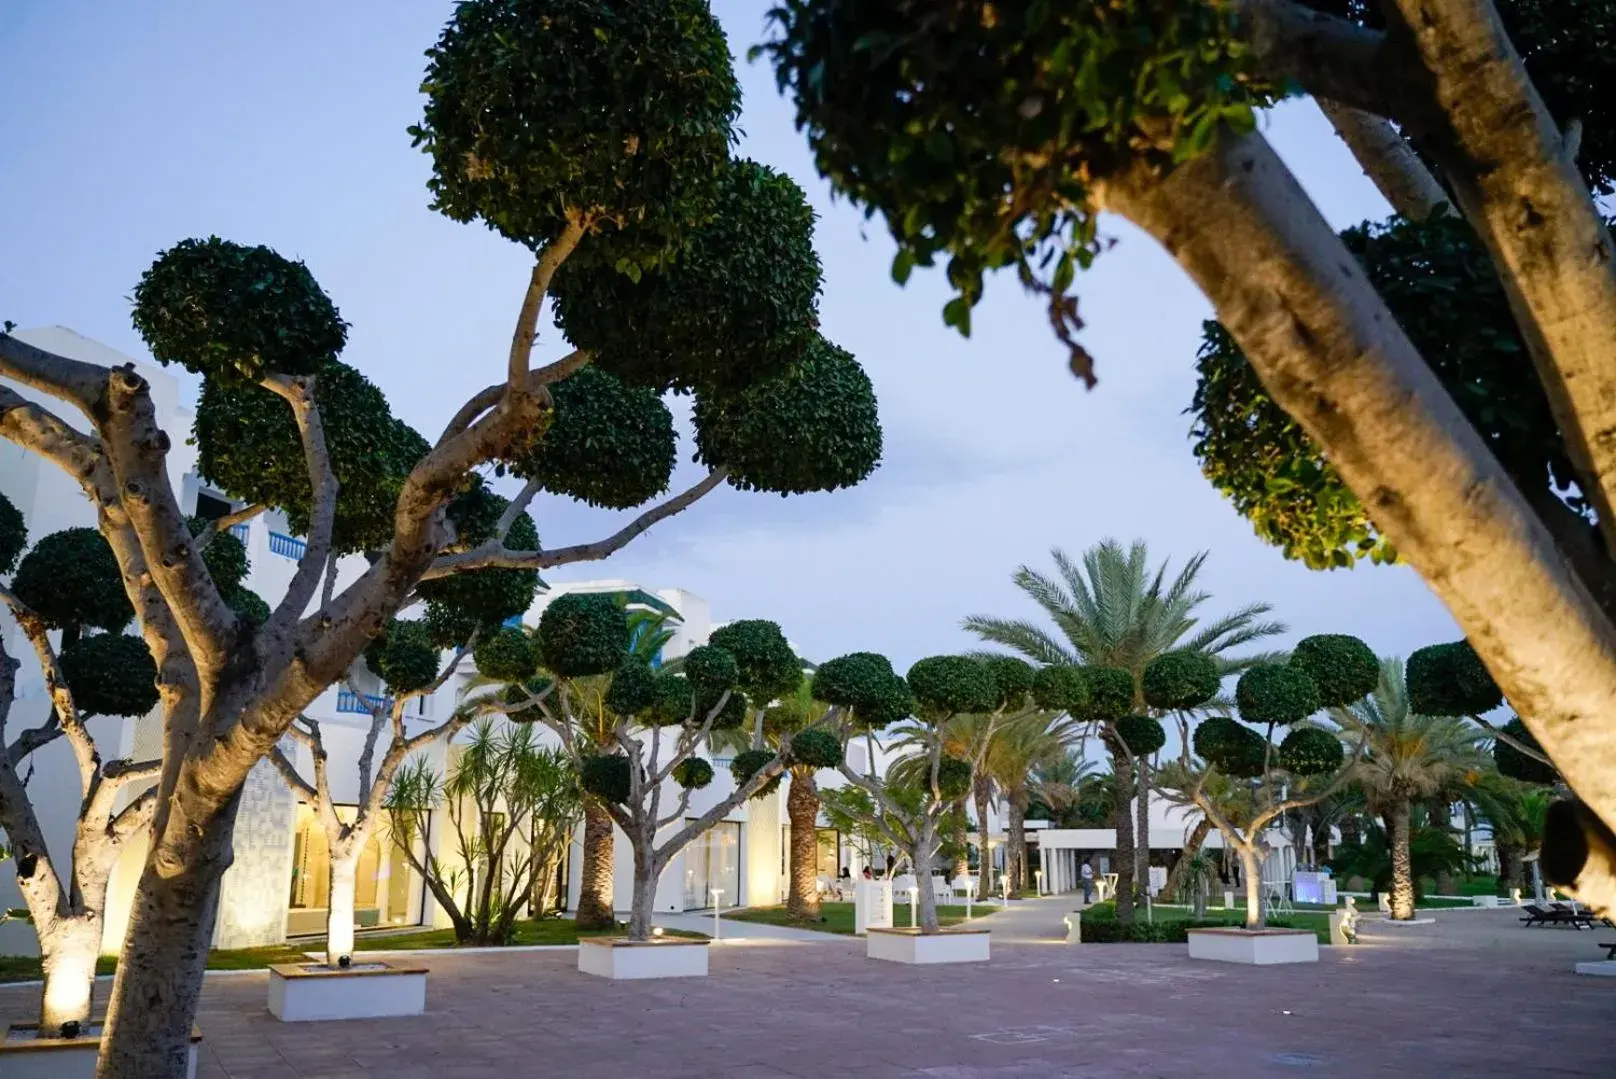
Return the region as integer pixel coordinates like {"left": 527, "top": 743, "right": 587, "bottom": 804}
{"left": 334, "top": 690, "right": 433, "bottom": 719}
{"left": 228, "top": 522, "right": 250, "bottom": 543}
{"left": 268, "top": 531, "right": 308, "bottom": 559}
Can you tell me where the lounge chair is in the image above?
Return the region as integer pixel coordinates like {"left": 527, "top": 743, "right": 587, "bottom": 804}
{"left": 1599, "top": 941, "right": 1616, "bottom": 960}
{"left": 1520, "top": 903, "right": 1566, "bottom": 927}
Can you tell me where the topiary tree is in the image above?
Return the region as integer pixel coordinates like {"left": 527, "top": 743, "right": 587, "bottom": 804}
{"left": 759, "top": 0, "right": 1616, "bottom": 921}
{"left": 1164, "top": 635, "right": 1375, "bottom": 928}
{"left": 1494, "top": 717, "right": 1558, "bottom": 786}
{"left": 0, "top": 0, "right": 891, "bottom": 1061}
{"left": 1406, "top": 640, "right": 1557, "bottom": 779}
{"left": 510, "top": 600, "right": 803, "bottom": 941}
{"left": 0, "top": 508, "right": 165, "bottom": 1038}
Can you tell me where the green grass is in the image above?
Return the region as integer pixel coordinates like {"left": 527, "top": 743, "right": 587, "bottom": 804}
{"left": 0, "top": 919, "right": 704, "bottom": 984}
{"left": 724, "top": 901, "right": 980, "bottom": 936}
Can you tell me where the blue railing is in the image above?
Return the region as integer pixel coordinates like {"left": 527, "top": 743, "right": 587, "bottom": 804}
{"left": 711, "top": 756, "right": 734, "bottom": 767}
{"left": 502, "top": 615, "right": 524, "bottom": 628}
{"left": 228, "top": 522, "right": 250, "bottom": 543}
{"left": 268, "top": 532, "right": 307, "bottom": 559}
{"left": 337, "top": 690, "right": 391, "bottom": 715}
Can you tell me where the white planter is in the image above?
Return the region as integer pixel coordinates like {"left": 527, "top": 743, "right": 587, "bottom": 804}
{"left": 577, "top": 938, "right": 709, "bottom": 980}
{"left": 1574, "top": 960, "right": 1616, "bottom": 978}
{"left": 1472, "top": 896, "right": 1502, "bottom": 908}
{"left": 0, "top": 1023, "right": 200, "bottom": 1079}
{"left": 267, "top": 962, "right": 428, "bottom": 1022}
{"left": 1187, "top": 928, "right": 1319, "bottom": 966}
{"left": 866, "top": 928, "right": 991, "bottom": 965}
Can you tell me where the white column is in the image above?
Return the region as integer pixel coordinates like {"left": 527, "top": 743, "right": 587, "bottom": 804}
{"left": 1039, "top": 846, "right": 1050, "bottom": 895}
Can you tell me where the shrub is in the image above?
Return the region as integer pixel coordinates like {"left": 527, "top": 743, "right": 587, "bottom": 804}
{"left": 536, "top": 593, "right": 630, "bottom": 677}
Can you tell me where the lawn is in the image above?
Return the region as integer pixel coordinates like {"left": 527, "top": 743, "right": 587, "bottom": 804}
{"left": 0, "top": 919, "right": 703, "bottom": 984}
{"left": 724, "top": 901, "right": 981, "bottom": 936}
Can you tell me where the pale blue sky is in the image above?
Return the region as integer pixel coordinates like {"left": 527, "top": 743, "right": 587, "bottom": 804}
{"left": 0, "top": 1, "right": 1462, "bottom": 669}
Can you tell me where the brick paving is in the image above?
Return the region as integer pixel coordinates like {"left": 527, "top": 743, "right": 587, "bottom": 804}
{"left": 1, "top": 900, "right": 1609, "bottom": 1077}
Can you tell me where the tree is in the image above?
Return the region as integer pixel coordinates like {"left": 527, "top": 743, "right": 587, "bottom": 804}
{"left": 0, "top": 2, "right": 885, "bottom": 1068}
{"left": 818, "top": 653, "right": 1003, "bottom": 933}
{"left": 1162, "top": 635, "right": 1379, "bottom": 928}
{"left": 964, "top": 539, "right": 1283, "bottom": 921}
{"left": 981, "top": 711, "right": 1067, "bottom": 895}
{"left": 0, "top": 512, "right": 168, "bottom": 1038}
{"left": 384, "top": 722, "right": 581, "bottom": 945}
{"left": 759, "top": 0, "right": 1616, "bottom": 917}
{"left": 1333, "top": 658, "right": 1486, "bottom": 919}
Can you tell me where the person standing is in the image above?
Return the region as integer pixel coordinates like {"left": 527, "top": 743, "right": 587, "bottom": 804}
{"left": 1080, "top": 860, "right": 1095, "bottom": 905}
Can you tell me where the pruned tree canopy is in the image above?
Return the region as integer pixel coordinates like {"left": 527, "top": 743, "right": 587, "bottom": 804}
{"left": 12, "top": 528, "right": 132, "bottom": 633}
{"left": 709, "top": 619, "right": 801, "bottom": 702}
{"left": 472, "top": 625, "right": 539, "bottom": 684}
{"left": 0, "top": 491, "right": 26, "bottom": 576}
{"left": 535, "top": 593, "right": 630, "bottom": 677}
{"left": 1407, "top": 640, "right": 1504, "bottom": 717}
{"left": 1081, "top": 665, "right": 1135, "bottom": 724}
{"left": 1115, "top": 714, "right": 1166, "bottom": 758}
{"left": 186, "top": 516, "right": 249, "bottom": 594}
{"left": 59, "top": 633, "right": 159, "bottom": 718}
{"left": 364, "top": 619, "right": 441, "bottom": 695}
{"left": 1280, "top": 726, "right": 1345, "bottom": 777}
{"left": 419, "top": 497, "right": 541, "bottom": 647}
{"left": 1494, "top": 716, "right": 1557, "bottom": 785}
{"left": 1031, "top": 664, "right": 1089, "bottom": 714}
{"left": 1194, "top": 715, "right": 1266, "bottom": 779}
{"left": 812, "top": 651, "right": 913, "bottom": 729}
{"left": 509, "top": 365, "right": 676, "bottom": 509}
{"left": 1236, "top": 665, "right": 1321, "bottom": 727}
{"left": 1290, "top": 634, "right": 1378, "bottom": 708}
{"left": 1142, "top": 651, "right": 1221, "bottom": 712}
{"left": 906, "top": 655, "right": 997, "bottom": 719}
{"left": 790, "top": 728, "right": 842, "bottom": 769}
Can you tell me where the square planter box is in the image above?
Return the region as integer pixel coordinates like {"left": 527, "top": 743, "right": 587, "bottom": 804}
{"left": 1575, "top": 960, "right": 1616, "bottom": 978}
{"left": 0, "top": 1022, "right": 200, "bottom": 1079}
{"left": 267, "top": 961, "right": 428, "bottom": 1022}
{"left": 577, "top": 938, "right": 710, "bottom": 980}
{"left": 1187, "top": 927, "right": 1319, "bottom": 966}
{"left": 866, "top": 927, "right": 991, "bottom": 965}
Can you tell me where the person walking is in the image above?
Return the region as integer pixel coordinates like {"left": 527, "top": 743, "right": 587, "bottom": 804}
{"left": 1080, "top": 860, "right": 1095, "bottom": 905}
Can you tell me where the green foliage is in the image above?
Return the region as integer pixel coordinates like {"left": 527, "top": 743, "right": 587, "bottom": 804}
{"left": 1406, "top": 641, "right": 1503, "bottom": 717}
{"left": 1494, "top": 717, "right": 1557, "bottom": 785}
{"left": 672, "top": 757, "right": 714, "bottom": 790}
{"left": 709, "top": 620, "right": 801, "bottom": 701}
{"left": 692, "top": 335, "right": 882, "bottom": 495}
{"left": 906, "top": 656, "right": 996, "bottom": 718}
{"left": 1194, "top": 716, "right": 1266, "bottom": 779}
{"left": 1115, "top": 715, "right": 1166, "bottom": 758}
{"left": 511, "top": 366, "right": 675, "bottom": 509}
{"left": 978, "top": 655, "right": 1035, "bottom": 710}
{"left": 1032, "top": 664, "right": 1089, "bottom": 714}
{"left": 1079, "top": 901, "right": 1298, "bottom": 943}
{"left": 12, "top": 528, "right": 131, "bottom": 632}
{"left": 224, "top": 585, "right": 270, "bottom": 629}
{"left": 789, "top": 728, "right": 842, "bottom": 769}
{"left": 579, "top": 754, "right": 632, "bottom": 804}
{"left": 502, "top": 676, "right": 553, "bottom": 725}
{"left": 0, "top": 491, "right": 24, "bottom": 576}
{"left": 1330, "top": 822, "right": 1468, "bottom": 901}
{"left": 553, "top": 159, "right": 821, "bottom": 393}
{"left": 682, "top": 644, "right": 739, "bottom": 692}
{"left": 604, "top": 661, "right": 658, "bottom": 718}
{"left": 935, "top": 755, "right": 972, "bottom": 799}
{"left": 1279, "top": 726, "right": 1344, "bottom": 777}
{"left": 731, "top": 749, "right": 781, "bottom": 798}
{"left": 1190, "top": 213, "right": 1572, "bottom": 568}
{"left": 697, "top": 686, "right": 749, "bottom": 731}
{"left": 645, "top": 672, "right": 693, "bottom": 727}
{"left": 413, "top": 0, "right": 740, "bottom": 262}
{"left": 195, "top": 361, "right": 428, "bottom": 553}
{"left": 1289, "top": 634, "right": 1378, "bottom": 708}
{"left": 760, "top": 0, "right": 1261, "bottom": 366}
{"left": 473, "top": 626, "right": 538, "bottom": 683}
{"left": 812, "top": 652, "right": 913, "bottom": 728}
{"left": 1082, "top": 666, "right": 1135, "bottom": 724}
{"left": 1142, "top": 651, "right": 1220, "bottom": 711}
{"left": 535, "top": 592, "right": 630, "bottom": 677}
{"left": 58, "top": 633, "right": 158, "bottom": 717}
{"left": 1236, "top": 665, "right": 1320, "bottom": 727}
{"left": 364, "top": 619, "right": 441, "bottom": 695}
{"left": 132, "top": 236, "right": 346, "bottom": 382}
{"left": 185, "top": 517, "right": 249, "bottom": 593}
{"left": 418, "top": 497, "right": 541, "bottom": 646}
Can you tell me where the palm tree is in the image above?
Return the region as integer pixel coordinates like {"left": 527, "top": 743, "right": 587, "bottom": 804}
{"left": 1469, "top": 772, "right": 1553, "bottom": 895}
{"left": 1333, "top": 658, "right": 1485, "bottom": 919}
{"left": 983, "top": 712, "right": 1067, "bottom": 894}
{"left": 965, "top": 539, "right": 1284, "bottom": 922}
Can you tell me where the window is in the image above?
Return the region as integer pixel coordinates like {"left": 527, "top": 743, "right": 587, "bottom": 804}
{"left": 194, "top": 491, "right": 233, "bottom": 521}
{"left": 287, "top": 803, "right": 426, "bottom": 934}
{"left": 682, "top": 821, "right": 740, "bottom": 910}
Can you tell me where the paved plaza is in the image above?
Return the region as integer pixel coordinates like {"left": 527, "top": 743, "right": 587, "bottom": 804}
{"left": 3, "top": 898, "right": 1610, "bottom": 1077}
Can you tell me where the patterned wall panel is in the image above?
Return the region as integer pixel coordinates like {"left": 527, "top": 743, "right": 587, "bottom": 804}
{"left": 213, "top": 757, "right": 295, "bottom": 949}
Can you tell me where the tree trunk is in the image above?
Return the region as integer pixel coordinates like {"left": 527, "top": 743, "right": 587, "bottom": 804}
{"left": 1240, "top": 844, "right": 1265, "bottom": 930}
{"left": 912, "top": 834, "right": 940, "bottom": 934}
{"left": 575, "top": 796, "right": 615, "bottom": 930}
{"left": 1007, "top": 789, "right": 1028, "bottom": 895}
{"left": 626, "top": 844, "right": 658, "bottom": 942}
{"left": 785, "top": 769, "right": 821, "bottom": 921}
{"left": 324, "top": 848, "right": 360, "bottom": 968}
{"left": 97, "top": 793, "right": 241, "bottom": 1078}
{"left": 973, "top": 774, "right": 993, "bottom": 902}
{"left": 1098, "top": 127, "right": 1616, "bottom": 882}
{"left": 1161, "top": 818, "right": 1212, "bottom": 903}
{"left": 1312, "top": 815, "right": 1332, "bottom": 870}
{"left": 1109, "top": 741, "right": 1136, "bottom": 924}
{"left": 38, "top": 918, "right": 100, "bottom": 1036}
{"left": 949, "top": 803, "right": 968, "bottom": 880}
{"left": 1389, "top": 799, "right": 1416, "bottom": 920}
{"left": 1340, "top": 813, "right": 1361, "bottom": 850}
{"left": 1135, "top": 758, "right": 1151, "bottom": 896}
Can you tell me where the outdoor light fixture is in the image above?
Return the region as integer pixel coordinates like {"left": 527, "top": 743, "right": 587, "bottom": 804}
{"left": 652, "top": 926, "right": 665, "bottom": 938}
{"left": 711, "top": 888, "right": 724, "bottom": 942}
{"left": 907, "top": 885, "right": 919, "bottom": 928}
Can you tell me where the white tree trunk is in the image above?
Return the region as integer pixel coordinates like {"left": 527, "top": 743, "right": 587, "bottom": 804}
{"left": 1098, "top": 129, "right": 1616, "bottom": 879}
{"left": 38, "top": 919, "right": 101, "bottom": 1035}
{"left": 627, "top": 843, "right": 659, "bottom": 942}
{"left": 325, "top": 850, "right": 360, "bottom": 967}
{"left": 911, "top": 833, "right": 941, "bottom": 934}
{"left": 1240, "top": 845, "right": 1265, "bottom": 930}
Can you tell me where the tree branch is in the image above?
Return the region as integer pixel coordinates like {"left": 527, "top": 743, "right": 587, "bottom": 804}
{"left": 507, "top": 218, "right": 586, "bottom": 391}
{"left": 497, "top": 478, "right": 542, "bottom": 540}
{"left": 268, "top": 747, "right": 317, "bottom": 801}
{"left": 0, "top": 331, "right": 111, "bottom": 418}
{"left": 1231, "top": 0, "right": 1408, "bottom": 122}
{"left": 260, "top": 373, "right": 339, "bottom": 650}
{"left": 0, "top": 586, "right": 96, "bottom": 791}
{"left": 195, "top": 504, "right": 265, "bottom": 553}
{"left": 1318, "top": 102, "right": 1448, "bottom": 221}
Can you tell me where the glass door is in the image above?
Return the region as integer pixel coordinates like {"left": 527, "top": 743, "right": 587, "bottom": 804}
{"left": 682, "top": 821, "right": 741, "bottom": 909}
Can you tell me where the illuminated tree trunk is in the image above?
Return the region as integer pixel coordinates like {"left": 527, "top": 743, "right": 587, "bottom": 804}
{"left": 1007, "top": 789, "right": 1028, "bottom": 894}
{"left": 910, "top": 829, "right": 940, "bottom": 934}
{"left": 38, "top": 919, "right": 100, "bottom": 1037}
{"left": 785, "top": 769, "right": 821, "bottom": 921}
{"left": 324, "top": 850, "right": 360, "bottom": 967}
{"left": 1240, "top": 843, "right": 1265, "bottom": 930}
{"left": 973, "top": 774, "right": 993, "bottom": 901}
{"left": 1162, "top": 818, "right": 1211, "bottom": 903}
{"left": 576, "top": 797, "right": 616, "bottom": 930}
{"left": 1389, "top": 799, "right": 1416, "bottom": 920}
{"left": 1108, "top": 738, "right": 1136, "bottom": 924}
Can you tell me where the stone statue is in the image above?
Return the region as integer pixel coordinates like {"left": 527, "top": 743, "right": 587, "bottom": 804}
{"left": 1341, "top": 896, "right": 1360, "bottom": 945}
